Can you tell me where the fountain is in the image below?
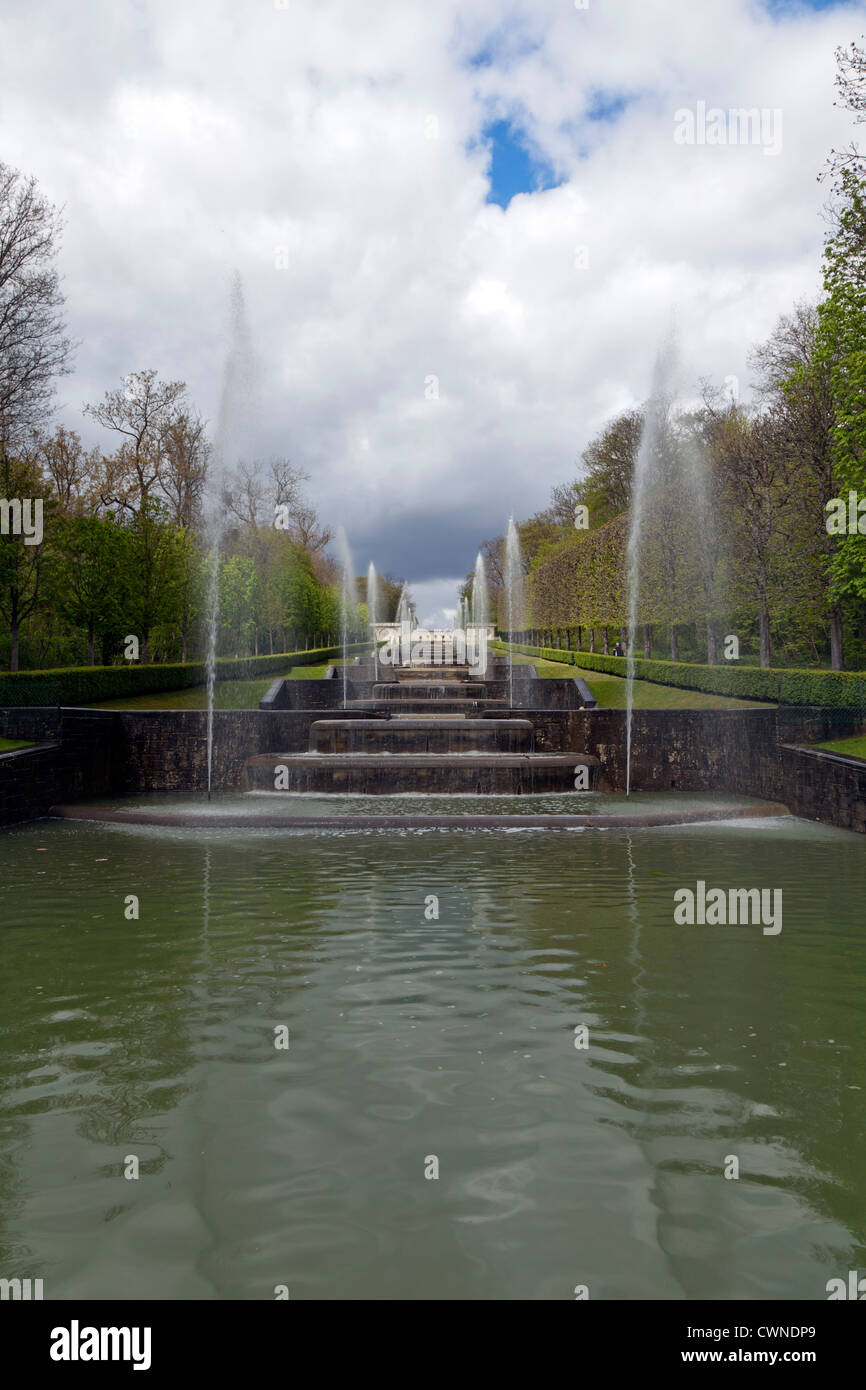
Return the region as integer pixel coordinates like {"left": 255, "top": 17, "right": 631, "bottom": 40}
{"left": 366, "top": 562, "right": 379, "bottom": 629}
{"left": 336, "top": 526, "right": 355, "bottom": 712}
{"left": 624, "top": 340, "right": 678, "bottom": 796}
{"left": 204, "top": 273, "right": 255, "bottom": 799}
{"left": 471, "top": 552, "right": 488, "bottom": 632}
{"left": 367, "top": 561, "right": 380, "bottom": 680}
{"left": 396, "top": 584, "right": 413, "bottom": 626}
{"left": 504, "top": 518, "right": 523, "bottom": 711}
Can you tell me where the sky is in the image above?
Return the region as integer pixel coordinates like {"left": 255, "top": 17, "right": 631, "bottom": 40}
{"left": 0, "top": 0, "right": 862, "bottom": 627}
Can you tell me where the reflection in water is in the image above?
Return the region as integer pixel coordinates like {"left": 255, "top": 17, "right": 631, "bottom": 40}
{"left": 0, "top": 814, "right": 863, "bottom": 1300}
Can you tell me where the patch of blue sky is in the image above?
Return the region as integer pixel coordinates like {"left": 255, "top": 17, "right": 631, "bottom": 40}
{"left": 762, "top": 0, "right": 855, "bottom": 14}
{"left": 479, "top": 119, "right": 564, "bottom": 208}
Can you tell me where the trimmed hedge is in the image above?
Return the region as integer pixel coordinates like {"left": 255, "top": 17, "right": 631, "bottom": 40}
{"left": 493, "top": 641, "right": 866, "bottom": 709}
{"left": 0, "top": 644, "right": 372, "bottom": 707}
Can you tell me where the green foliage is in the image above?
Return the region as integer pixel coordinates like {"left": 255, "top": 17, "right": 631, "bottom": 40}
{"left": 499, "top": 640, "right": 866, "bottom": 708}
{"left": 50, "top": 512, "right": 126, "bottom": 662}
{"left": 818, "top": 168, "right": 866, "bottom": 601}
{"left": 0, "top": 643, "right": 371, "bottom": 706}
{"left": 550, "top": 409, "right": 642, "bottom": 528}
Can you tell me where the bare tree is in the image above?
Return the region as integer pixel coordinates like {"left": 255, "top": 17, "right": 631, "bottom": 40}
{"left": 0, "top": 162, "right": 74, "bottom": 441}
{"left": 268, "top": 458, "right": 306, "bottom": 512}
{"left": 33, "top": 425, "right": 98, "bottom": 514}
{"left": 84, "top": 368, "right": 187, "bottom": 512}
{"left": 225, "top": 458, "right": 266, "bottom": 530}
{"left": 264, "top": 457, "right": 332, "bottom": 552}
{"left": 479, "top": 535, "right": 504, "bottom": 589}
{"left": 824, "top": 37, "right": 866, "bottom": 184}
{"left": 160, "top": 410, "right": 209, "bottom": 528}
{"left": 288, "top": 498, "right": 332, "bottom": 553}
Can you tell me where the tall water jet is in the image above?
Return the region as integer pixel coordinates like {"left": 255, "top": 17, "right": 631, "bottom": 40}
{"left": 366, "top": 561, "right": 379, "bottom": 679}
{"left": 396, "top": 584, "right": 412, "bottom": 625}
{"left": 366, "top": 562, "right": 379, "bottom": 628}
{"left": 471, "top": 552, "right": 488, "bottom": 632}
{"left": 625, "top": 339, "right": 678, "bottom": 796}
{"left": 504, "top": 518, "right": 523, "bottom": 710}
{"left": 336, "top": 526, "right": 355, "bottom": 711}
{"left": 204, "top": 273, "right": 256, "bottom": 800}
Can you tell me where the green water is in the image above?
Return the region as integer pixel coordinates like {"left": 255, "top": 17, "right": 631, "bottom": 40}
{"left": 0, "top": 807, "right": 864, "bottom": 1300}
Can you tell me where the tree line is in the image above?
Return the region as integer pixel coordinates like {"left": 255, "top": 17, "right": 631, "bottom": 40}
{"left": 0, "top": 366, "right": 358, "bottom": 670}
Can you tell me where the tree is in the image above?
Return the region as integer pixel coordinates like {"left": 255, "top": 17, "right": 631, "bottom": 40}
{"left": 53, "top": 513, "right": 125, "bottom": 664}
{"left": 376, "top": 573, "right": 404, "bottom": 622}
{"left": 219, "top": 553, "right": 260, "bottom": 655}
{"left": 552, "top": 409, "right": 642, "bottom": 530}
{"left": 631, "top": 396, "right": 700, "bottom": 662}
{"left": 85, "top": 369, "right": 188, "bottom": 512}
{"left": 0, "top": 444, "right": 50, "bottom": 669}
{"left": 817, "top": 168, "right": 866, "bottom": 613}
{"left": 160, "top": 410, "right": 209, "bottom": 528}
{"left": 119, "top": 497, "right": 185, "bottom": 662}
{"left": 709, "top": 408, "right": 791, "bottom": 669}
{"left": 518, "top": 509, "right": 568, "bottom": 570}
{"left": 479, "top": 535, "right": 504, "bottom": 590}
{"left": 825, "top": 37, "right": 866, "bottom": 184}
{"left": 34, "top": 425, "right": 98, "bottom": 514}
{"left": 0, "top": 162, "right": 74, "bottom": 441}
{"left": 271, "top": 459, "right": 332, "bottom": 552}
{"left": 675, "top": 406, "right": 729, "bottom": 664}
{"left": 750, "top": 303, "right": 846, "bottom": 667}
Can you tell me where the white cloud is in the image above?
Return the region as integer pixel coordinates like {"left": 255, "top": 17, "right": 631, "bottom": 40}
{"left": 0, "top": 0, "right": 859, "bottom": 585}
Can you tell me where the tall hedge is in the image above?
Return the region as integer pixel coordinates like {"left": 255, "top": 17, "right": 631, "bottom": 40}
{"left": 495, "top": 641, "right": 866, "bottom": 708}
{"left": 0, "top": 644, "right": 371, "bottom": 707}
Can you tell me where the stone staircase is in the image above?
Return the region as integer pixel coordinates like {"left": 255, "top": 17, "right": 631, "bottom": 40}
{"left": 246, "top": 661, "right": 599, "bottom": 794}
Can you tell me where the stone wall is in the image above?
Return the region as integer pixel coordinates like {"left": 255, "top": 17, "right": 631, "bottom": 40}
{"left": 0, "top": 743, "right": 65, "bottom": 827}
{"left": 0, "top": 708, "right": 119, "bottom": 827}
{"left": 570, "top": 707, "right": 866, "bottom": 830}
{"left": 261, "top": 674, "right": 586, "bottom": 711}
{"left": 0, "top": 702, "right": 864, "bottom": 832}
{"left": 113, "top": 708, "right": 592, "bottom": 790}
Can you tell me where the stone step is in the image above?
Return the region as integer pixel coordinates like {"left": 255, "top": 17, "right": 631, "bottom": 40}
{"left": 372, "top": 682, "right": 489, "bottom": 700}
{"left": 346, "top": 699, "right": 508, "bottom": 715}
{"left": 388, "top": 667, "right": 475, "bottom": 682}
{"left": 244, "top": 753, "right": 599, "bottom": 795}
{"left": 309, "top": 717, "right": 534, "bottom": 754}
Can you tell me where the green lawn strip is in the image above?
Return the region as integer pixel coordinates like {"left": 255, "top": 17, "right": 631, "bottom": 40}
{"left": 85, "top": 664, "right": 350, "bottom": 710}
{"left": 509, "top": 653, "right": 765, "bottom": 709}
{"left": 812, "top": 735, "right": 866, "bottom": 760}
{"left": 81, "top": 653, "right": 760, "bottom": 713}
{"left": 0, "top": 737, "right": 35, "bottom": 752}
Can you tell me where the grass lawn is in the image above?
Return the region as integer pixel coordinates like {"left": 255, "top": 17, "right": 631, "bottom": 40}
{"left": 86, "top": 663, "right": 348, "bottom": 710}
{"left": 0, "top": 737, "right": 34, "bottom": 752}
{"left": 84, "top": 656, "right": 767, "bottom": 712}
{"left": 510, "top": 653, "right": 767, "bottom": 709}
{"left": 813, "top": 735, "right": 866, "bottom": 760}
